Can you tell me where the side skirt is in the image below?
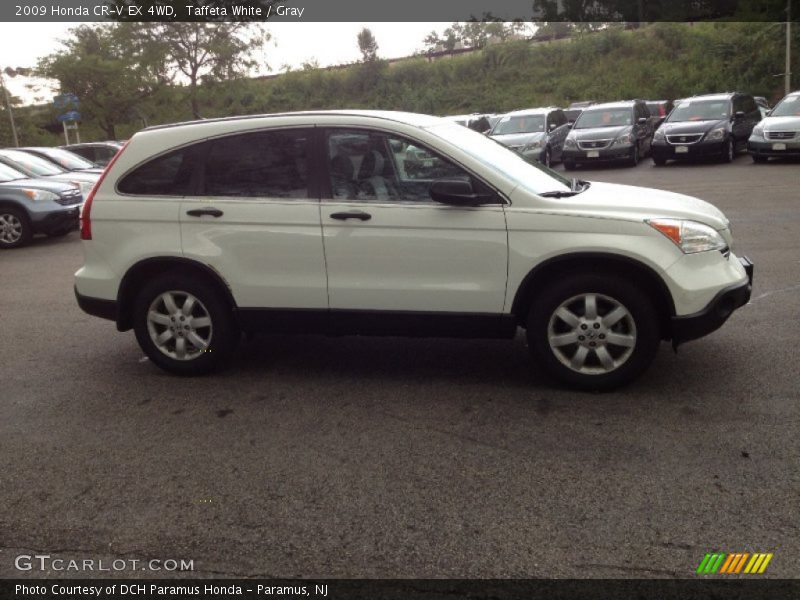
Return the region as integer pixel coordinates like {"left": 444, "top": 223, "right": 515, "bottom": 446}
{"left": 237, "top": 309, "right": 518, "bottom": 339}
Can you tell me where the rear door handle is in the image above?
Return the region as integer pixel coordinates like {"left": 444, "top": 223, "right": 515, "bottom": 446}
{"left": 186, "top": 208, "right": 223, "bottom": 218}
{"left": 330, "top": 210, "right": 371, "bottom": 221}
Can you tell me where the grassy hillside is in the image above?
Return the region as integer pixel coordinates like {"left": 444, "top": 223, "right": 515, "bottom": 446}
{"left": 2, "top": 22, "right": 797, "bottom": 146}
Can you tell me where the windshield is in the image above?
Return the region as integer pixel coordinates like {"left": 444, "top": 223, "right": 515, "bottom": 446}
{"left": 0, "top": 150, "right": 65, "bottom": 176}
{"left": 770, "top": 94, "right": 800, "bottom": 117}
{"left": 574, "top": 108, "right": 632, "bottom": 129}
{"left": 426, "top": 122, "right": 571, "bottom": 193}
{"left": 33, "top": 148, "right": 96, "bottom": 170}
{"left": 0, "top": 163, "right": 27, "bottom": 182}
{"left": 492, "top": 115, "right": 546, "bottom": 135}
{"left": 668, "top": 99, "right": 731, "bottom": 122}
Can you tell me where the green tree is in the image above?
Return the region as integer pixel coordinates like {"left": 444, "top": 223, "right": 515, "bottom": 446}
{"left": 150, "top": 23, "right": 269, "bottom": 118}
{"left": 357, "top": 28, "right": 379, "bottom": 62}
{"left": 38, "top": 24, "right": 167, "bottom": 140}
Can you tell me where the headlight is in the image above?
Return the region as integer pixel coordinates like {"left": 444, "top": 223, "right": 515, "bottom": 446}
{"left": 653, "top": 128, "right": 665, "bottom": 140}
{"left": 751, "top": 124, "right": 764, "bottom": 138}
{"left": 612, "top": 132, "right": 634, "bottom": 146}
{"left": 21, "top": 189, "right": 60, "bottom": 202}
{"left": 705, "top": 128, "right": 726, "bottom": 142}
{"left": 647, "top": 218, "right": 727, "bottom": 254}
{"left": 522, "top": 140, "right": 545, "bottom": 152}
{"left": 564, "top": 137, "right": 577, "bottom": 148}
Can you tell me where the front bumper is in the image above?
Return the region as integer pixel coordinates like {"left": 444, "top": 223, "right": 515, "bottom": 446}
{"left": 747, "top": 138, "right": 800, "bottom": 157}
{"left": 31, "top": 207, "right": 80, "bottom": 235}
{"left": 671, "top": 256, "right": 753, "bottom": 346}
{"left": 562, "top": 144, "right": 633, "bottom": 163}
{"left": 651, "top": 139, "right": 725, "bottom": 161}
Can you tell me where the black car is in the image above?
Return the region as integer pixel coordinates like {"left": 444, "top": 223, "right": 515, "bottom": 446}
{"left": 64, "top": 141, "right": 123, "bottom": 167}
{"left": 489, "top": 107, "right": 571, "bottom": 167}
{"left": 562, "top": 100, "right": 654, "bottom": 169}
{"left": 650, "top": 92, "right": 761, "bottom": 165}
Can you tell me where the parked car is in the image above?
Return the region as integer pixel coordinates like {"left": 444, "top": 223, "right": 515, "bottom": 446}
{"left": 0, "top": 149, "right": 99, "bottom": 195}
{"left": 645, "top": 100, "right": 674, "bottom": 128}
{"left": 748, "top": 90, "right": 800, "bottom": 162}
{"left": 563, "top": 101, "right": 596, "bottom": 125}
{"left": 562, "top": 100, "right": 655, "bottom": 169}
{"left": 75, "top": 110, "right": 753, "bottom": 391}
{"left": 64, "top": 141, "right": 124, "bottom": 167}
{"left": 0, "top": 161, "right": 83, "bottom": 248}
{"left": 489, "top": 107, "right": 571, "bottom": 167}
{"left": 18, "top": 147, "right": 104, "bottom": 174}
{"left": 650, "top": 92, "right": 761, "bottom": 165}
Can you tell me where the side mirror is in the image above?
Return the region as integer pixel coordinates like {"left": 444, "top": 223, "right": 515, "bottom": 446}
{"left": 733, "top": 111, "right": 745, "bottom": 121}
{"left": 637, "top": 117, "right": 648, "bottom": 125}
{"left": 430, "top": 179, "right": 493, "bottom": 206}
{"left": 548, "top": 122, "right": 557, "bottom": 131}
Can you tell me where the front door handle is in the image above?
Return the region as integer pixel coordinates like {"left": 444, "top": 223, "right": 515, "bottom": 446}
{"left": 186, "top": 208, "right": 223, "bottom": 218}
{"left": 330, "top": 210, "right": 372, "bottom": 221}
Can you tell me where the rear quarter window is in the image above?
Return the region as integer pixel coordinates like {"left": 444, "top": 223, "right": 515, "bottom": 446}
{"left": 117, "top": 144, "right": 204, "bottom": 196}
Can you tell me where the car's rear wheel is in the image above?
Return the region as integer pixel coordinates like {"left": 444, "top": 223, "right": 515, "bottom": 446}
{"left": 0, "top": 208, "right": 31, "bottom": 249}
{"left": 752, "top": 155, "right": 768, "bottom": 164}
{"left": 133, "top": 274, "right": 240, "bottom": 375}
{"left": 527, "top": 274, "right": 661, "bottom": 391}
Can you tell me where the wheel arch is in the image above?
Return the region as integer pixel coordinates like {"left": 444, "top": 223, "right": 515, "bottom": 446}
{"left": 510, "top": 252, "right": 676, "bottom": 338}
{"left": 116, "top": 257, "right": 237, "bottom": 331}
{"left": 0, "top": 198, "right": 30, "bottom": 216}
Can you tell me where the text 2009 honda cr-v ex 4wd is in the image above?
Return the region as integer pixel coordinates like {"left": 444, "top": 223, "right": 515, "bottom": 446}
{"left": 74, "top": 111, "right": 754, "bottom": 391}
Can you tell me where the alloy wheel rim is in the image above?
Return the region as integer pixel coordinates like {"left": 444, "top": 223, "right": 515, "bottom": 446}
{"left": 0, "top": 213, "right": 22, "bottom": 244}
{"left": 547, "top": 293, "right": 637, "bottom": 375}
{"left": 147, "top": 291, "right": 213, "bottom": 361}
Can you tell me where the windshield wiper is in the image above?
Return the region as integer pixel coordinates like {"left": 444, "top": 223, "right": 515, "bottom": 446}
{"left": 539, "top": 190, "right": 579, "bottom": 198}
{"left": 539, "top": 179, "right": 590, "bottom": 198}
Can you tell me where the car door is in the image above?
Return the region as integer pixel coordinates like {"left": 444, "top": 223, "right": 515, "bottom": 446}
{"left": 180, "top": 128, "right": 328, "bottom": 314}
{"left": 548, "top": 110, "right": 570, "bottom": 160}
{"left": 319, "top": 128, "right": 508, "bottom": 332}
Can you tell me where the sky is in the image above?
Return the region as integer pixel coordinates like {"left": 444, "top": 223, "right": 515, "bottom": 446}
{"left": 0, "top": 22, "right": 442, "bottom": 106}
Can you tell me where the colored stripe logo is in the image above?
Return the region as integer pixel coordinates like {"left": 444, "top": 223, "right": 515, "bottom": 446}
{"left": 696, "top": 552, "right": 773, "bottom": 574}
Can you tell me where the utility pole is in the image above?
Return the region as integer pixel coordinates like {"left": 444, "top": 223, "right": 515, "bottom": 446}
{"left": 787, "top": 0, "right": 792, "bottom": 95}
{"left": 0, "top": 69, "right": 19, "bottom": 147}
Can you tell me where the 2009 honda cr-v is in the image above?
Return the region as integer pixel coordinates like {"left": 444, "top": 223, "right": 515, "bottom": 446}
{"left": 75, "top": 111, "right": 753, "bottom": 390}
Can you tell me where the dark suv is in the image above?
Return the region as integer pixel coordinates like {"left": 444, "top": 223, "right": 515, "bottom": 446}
{"left": 562, "top": 100, "right": 654, "bottom": 169}
{"left": 651, "top": 92, "right": 761, "bottom": 165}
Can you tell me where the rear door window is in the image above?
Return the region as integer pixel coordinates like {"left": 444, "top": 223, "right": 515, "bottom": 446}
{"left": 202, "top": 129, "right": 311, "bottom": 199}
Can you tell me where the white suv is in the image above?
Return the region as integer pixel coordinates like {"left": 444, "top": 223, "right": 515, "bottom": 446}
{"left": 75, "top": 111, "right": 753, "bottom": 390}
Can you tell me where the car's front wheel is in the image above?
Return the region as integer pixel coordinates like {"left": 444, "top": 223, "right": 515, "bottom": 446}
{"left": 0, "top": 207, "right": 31, "bottom": 249}
{"left": 627, "top": 143, "right": 639, "bottom": 167}
{"left": 133, "top": 274, "right": 240, "bottom": 375}
{"left": 527, "top": 274, "right": 661, "bottom": 391}
{"left": 563, "top": 160, "right": 576, "bottom": 171}
{"left": 722, "top": 138, "right": 735, "bottom": 163}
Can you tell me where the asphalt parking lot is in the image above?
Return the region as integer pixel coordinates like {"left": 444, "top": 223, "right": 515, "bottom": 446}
{"left": 1, "top": 153, "right": 798, "bottom": 579}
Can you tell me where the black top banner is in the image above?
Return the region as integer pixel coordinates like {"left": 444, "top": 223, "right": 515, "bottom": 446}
{"left": 2, "top": 0, "right": 798, "bottom": 22}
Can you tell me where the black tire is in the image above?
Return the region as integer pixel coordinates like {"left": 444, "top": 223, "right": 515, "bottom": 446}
{"left": 526, "top": 273, "right": 661, "bottom": 391}
{"left": 563, "top": 160, "right": 576, "bottom": 171}
{"left": 628, "top": 143, "right": 640, "bottom": 167}
{"left": 652, "top": 155, "right": 666, "bottom": 166}
{"left": 133, "top": 273, "right": 240, "bottom": 375}
{"left": 752, "top": 154, "right": 768, "bottom": 164}
{"left": 722, "top": 138, "right": 735, "bottom": 163}
{"left": 0, "top": 207, "right": 32, "bottom": 249}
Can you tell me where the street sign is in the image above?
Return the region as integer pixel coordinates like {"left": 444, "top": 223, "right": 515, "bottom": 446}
{"left": 57, "top": 110, "right": 81, "bottom": 122}
{"left": 54, "top": 93, "right": 79, "bottom": 109}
